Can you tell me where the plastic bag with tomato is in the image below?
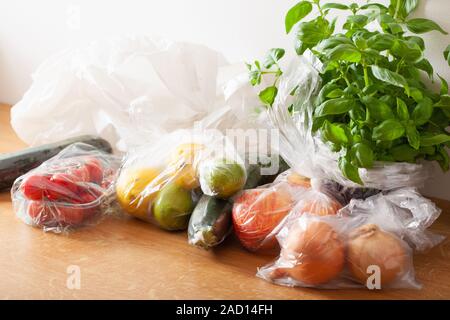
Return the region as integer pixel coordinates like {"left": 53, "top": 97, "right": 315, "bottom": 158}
{"left": 232, "top": 170, "right": 319, "bottom": 253}
{"left": 116, "top": 129, "right": 247, "bottom": 231}
{"left": 12, "top": 143, "right": 121, "bottom": 233}
{"left": 257, "top": 212, "right": 421, "bottom": 290}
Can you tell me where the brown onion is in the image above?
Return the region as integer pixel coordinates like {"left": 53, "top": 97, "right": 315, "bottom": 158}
{"left": 270, "top": 221, "right": 345, "bottom": 285}
{"left": 347, "top": 224, "right": 407, "bottom": 286}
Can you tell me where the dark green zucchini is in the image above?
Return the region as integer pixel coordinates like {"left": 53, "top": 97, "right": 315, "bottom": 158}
{"left": 243, "top": 154, "right": 290, "bottom": 189}
{"left": 188, "top": 195, "right": 232, "bottom": 249}
{"left": 0, "top": 135, "right": 112, "bottom": 191}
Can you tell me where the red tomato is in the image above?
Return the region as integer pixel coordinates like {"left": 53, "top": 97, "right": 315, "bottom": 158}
{"left": 27, "top": 201, "right": 54, "bottom": 226}
{"left": 232, "top": 187, "right": 294, "bottom": 252}
{"left": 45, "top": 178, "right": 80, "bottom": 202}
{"left": 51, "top": 173, "right": 79, "bottom": 193}
{"left": 57, "top": 206, "right": 85, "bottom": 226}
{"left": 84, "top": 158, "right": 104, "bottom": 184}
{"left": 68, "top": 166, "right": 90, "bottom": 182}
{"left": 21, "top": 174, "right": 52, "bottom": 200}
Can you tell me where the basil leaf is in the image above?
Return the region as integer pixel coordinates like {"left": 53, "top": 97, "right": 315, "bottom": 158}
{"left": 285, "top": 1, "right": 313, "bottom": 34}
{"left": 296, "top": 17, "right": 333, "bottom": 54}
{"left": 367, "top": 33, "right": 395, "bottom": 51}
{"left": 420, "top": 134, "right": 450, "bottom": 147}
{"left": 360, "top": 3, "right": 388, "bottom": 12}
{"left": 317, "top": 36, "right": 353, "bottom": 51}
{"left": 406, "top": 18, "right": 448, "bottom": 35}
{"left": 389, "top": 0, "right": 419, "bottom": 19}
{"left": 391, "top": 39, "right": 423, "bottom": 63}
{"left": 397, "top": 98, "right": 410, "bottom": 121}
{"left": 412, "top": 97, "right": 434, "bottom": 126}
{"left": 343, "top": 15, "right": 369, "bottom": 30}
{"left": 405, "top": 36, "right": 425, "bottom": 50}
{"left": 351, "top": 143, "right": 374, "bottom": 168}
{"left": 315, "top": 98, "right": 356, "bottom": 117}
{"left": 404, "top": 0, "right": 419, "bottom": 16}
{"left": 322, "top": 3, "right": 349, "bottom": 11}
{"left": 326, "top": 88, "right": 344, "bottom": 99}
{"left": 406, "top": 124, "right": 420, "bottom": 150}
{"left": 437, "top": 147, "right": 450, "bottom": 171}
{"left": 327, "top": 44, "right": 361, "bottom": 63}
{"left": 371, "top": 66, "right": 410, "bottom": 96}
{"left": 438, "top": 74, "right": 449, "bottom": 95}
{"left": 259, "top": 86, "right": 278, "bottom": 107}
{"left": 339, "top": 156, "right": 363, "bottom": 185}
{"left": 415, "top": 59, "right": 434, "bottom": 79}
{"left": 391, "top": 144, "right": 419, "bottom": 162}
{"left": 263, "top": 48, "right": 285, "bottom": 68}
{"left": 321, "top": 121, "right": 350, "bottom": 145}
{"left": 444, "top": 45, "right": 450, "bottom": 66}
{"left": 373, "top": 119, "right": 405, "bottom": 141}
{"left": 435, "top": 95, "right": 450, "bottom": 109}
{"left": 361, "top": 96, "right": 395, "bottom": 121}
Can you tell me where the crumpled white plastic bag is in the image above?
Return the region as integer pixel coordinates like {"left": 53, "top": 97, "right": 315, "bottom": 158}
{"left": 11, "top": 36, "right": 267, "bottom": 152}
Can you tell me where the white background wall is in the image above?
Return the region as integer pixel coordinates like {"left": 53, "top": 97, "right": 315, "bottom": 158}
{"left": 0, "top": 0, "right": 449, "bottom": 199}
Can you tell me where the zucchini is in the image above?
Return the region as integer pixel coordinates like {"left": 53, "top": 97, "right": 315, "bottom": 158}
{"left": 0, "top": 135, "right": 112, "bottom": 191}
{"left": 243, "top": 154, "right": 290, "bottom": 189}
{"left": 188, "top": 195, "right": 232, "bottom": 249}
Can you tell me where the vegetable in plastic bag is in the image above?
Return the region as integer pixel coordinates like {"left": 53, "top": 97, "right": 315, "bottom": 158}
{"left": 116, "top": 130, "right": 246, "bottom": 231}
{"left": 12, "top": 143, "right": 121, "bottom": 233}
{"left": 257, "top": 213, "right": 420, "bottom": 289}
{"left": 232, "top": 180, "right": 305, "bottom": 253}
{"left": 188, "top": 195, "right": 232, "bottom": 249}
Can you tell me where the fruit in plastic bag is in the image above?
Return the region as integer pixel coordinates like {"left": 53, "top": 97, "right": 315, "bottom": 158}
{"left": 269, "top": 220, "right": 345, "bottom": 285}
{"left": 286, "top": 172, "right": 311, "bottom": 188}
{"left": 291, "top": 189, "right": 342, "bottom": 217}
{"left": 188, "top": 194, "right": 232, "bottom": 249}
{"left": 12, "top": 143, "right": 120, "bottom": 233}
{"left": 200, "top": 158, "right": 246, "bottom": 198}
{"left": 152, "top": 182, "right": 194, "bottom": 231}
{"left": 348, "top": 224, "right": 408, "bottom": 286}
{"left": 232, "top": 186, "right": 295, "bottom": 252}
{"left": 168, "top": 143, "right": 205, "bottom": 190}
{"left": 115, "top": 167, "right": 162, "bottom": 221}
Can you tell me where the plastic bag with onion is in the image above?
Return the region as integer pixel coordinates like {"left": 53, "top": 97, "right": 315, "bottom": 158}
{"left": 253, "top": 54, "right": 444, "bottom": 289}
{"left": 257, "top": 211, "right": 421, "bottom": 289}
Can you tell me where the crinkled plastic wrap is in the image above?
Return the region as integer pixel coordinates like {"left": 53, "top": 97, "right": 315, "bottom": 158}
{"left": 116, "top": 130, "right": 247, "bottom": 231}
{"left": 267, "top": 54, "right": 431, "bottom": 190}
{"left": 339, "top": 188, "right": 444, "bottom": 252}
{"left": 232, "top": 170, "right": 311, "bottom": 253}
{"left": 11, "top": 36, "right": 268, "bottom": 153}
{"left": 257, "top": 212, "right": 420, "bottom": 289}
{"left": 12, "top": 143, "right": 121, "bottom": 233}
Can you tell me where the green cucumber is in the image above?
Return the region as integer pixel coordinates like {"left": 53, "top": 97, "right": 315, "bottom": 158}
{"left": 0, "top": 135, "right": 112, "bottom": 191}
{"left": 188, "top": 195, "right": 232, "bottom": 249}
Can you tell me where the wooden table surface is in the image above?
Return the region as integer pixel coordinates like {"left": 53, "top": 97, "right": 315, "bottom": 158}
{"left": 0, "top": 103, "right": 449, "bottom": 300}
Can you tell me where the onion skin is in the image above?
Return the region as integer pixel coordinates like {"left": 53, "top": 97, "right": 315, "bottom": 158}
{"left": 347, "top": 224, "right": 408, "bottom": 287}
{"left": 270, "top": 221, "right": 345, "bottom": 285}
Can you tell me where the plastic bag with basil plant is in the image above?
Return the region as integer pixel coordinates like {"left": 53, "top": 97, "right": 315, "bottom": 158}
{"left": 248, "top": 0, "right": 448, "bottom": 289}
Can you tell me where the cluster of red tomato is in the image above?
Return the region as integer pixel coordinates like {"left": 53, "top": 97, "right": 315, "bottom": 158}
{"left": 20, "top": 157, "right": 106, "bottom": 228}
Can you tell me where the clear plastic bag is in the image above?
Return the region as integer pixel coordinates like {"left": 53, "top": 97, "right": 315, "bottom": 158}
{"left": 339, "top": 188, "right": 444, "bottom": 252}
{"left": 257, "top": 213, "right": 420, "bottom": 290}
{"left": 11, "top": 36, "right": 267, "bottom": 152}
{"left": 11, "top": 143, "right": 121, "bottom": 233}
{"left": 231, "top": 172, "right": 311, "bottom": 253}
{"left": 116, "top": 130, "right": 247, "bottom": 231}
